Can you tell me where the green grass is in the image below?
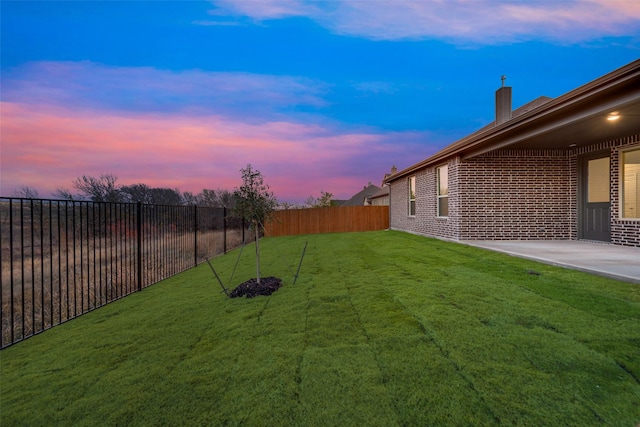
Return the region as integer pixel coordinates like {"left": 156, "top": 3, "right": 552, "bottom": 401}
{"left": 2, "top": 231, "right": 639, "bottom": 426}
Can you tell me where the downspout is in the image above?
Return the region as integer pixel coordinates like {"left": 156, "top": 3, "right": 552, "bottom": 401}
{"left": 388, "top": 184, "right": 392, "bottom": 230}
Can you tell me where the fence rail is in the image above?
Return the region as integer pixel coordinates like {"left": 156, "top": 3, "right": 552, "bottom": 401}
{"left": 0, "top": 198, "right": 246, "bottom": 348}
{"left": 264, "top": 206, "right": 389, "bottom": 237}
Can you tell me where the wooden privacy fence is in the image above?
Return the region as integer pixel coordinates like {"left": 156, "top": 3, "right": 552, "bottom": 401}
{"left": 264, "top": 206, "right": 389, "bottom": 237}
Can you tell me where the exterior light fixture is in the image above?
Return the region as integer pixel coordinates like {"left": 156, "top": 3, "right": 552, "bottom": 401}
{"left": 607, "top": 111, "right": 620, "bottom": 121}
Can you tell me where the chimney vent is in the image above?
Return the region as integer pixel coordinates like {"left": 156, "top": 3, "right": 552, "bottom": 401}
{"left": 495, "top": 76, "right": 512, "bottom": 125}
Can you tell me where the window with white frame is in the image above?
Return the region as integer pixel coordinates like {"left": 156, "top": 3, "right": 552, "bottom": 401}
{"left": 622, "top": 148, "right": 640, "bottom": 219}
{"left": 408, "top": 176, "right": 416, "bottom": 216}
{"left": 437, "top": 165, "right": 448, "bottom": 217}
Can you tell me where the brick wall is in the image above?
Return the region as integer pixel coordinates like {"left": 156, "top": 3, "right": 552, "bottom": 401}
{"left": 389, "top": 171, "right": 419, "bottom": 235}
{"left": 458, "top": 150, "right": 572, "bottom": 240}
{"left": 389, "top": 158, "right": 460, "bottom": 239}
{"left": 389, "top": 133, "right": 640, "bottom": 247}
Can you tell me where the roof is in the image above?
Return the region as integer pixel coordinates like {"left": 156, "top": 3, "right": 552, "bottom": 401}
{"left": 368, "top": 186, "right": 389, "bottom": 200}
{"left": 341, "top": 184, "right": 382, "bottom": 206}
{"left": 386, "top": 59, "right": 640, "bottom": 183}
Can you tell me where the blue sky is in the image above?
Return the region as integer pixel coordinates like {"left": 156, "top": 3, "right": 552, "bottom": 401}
{"left": 2, "top": 1, "right": 639, "bottom": 203}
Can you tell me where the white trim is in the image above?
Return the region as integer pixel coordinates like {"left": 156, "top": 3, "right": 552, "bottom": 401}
{"left": 436, "top": 165, "right": 449, "bottom": 218}
{"left": 619, "top": 145, "right": 640, "bottom": 221}
{"left": 408, "top": 176, "right": 416, "bottom": 217}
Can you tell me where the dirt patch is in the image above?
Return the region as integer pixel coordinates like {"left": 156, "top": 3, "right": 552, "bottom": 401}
{"left": 229, "top": 276, "right": 282, "bottom": 298}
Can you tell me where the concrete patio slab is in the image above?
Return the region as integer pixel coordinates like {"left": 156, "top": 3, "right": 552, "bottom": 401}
{"left": 460, "top": 240, "right": 640, "bottom": 284}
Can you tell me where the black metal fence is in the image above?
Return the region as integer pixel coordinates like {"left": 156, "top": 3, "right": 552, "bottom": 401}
{"left": 0, "top": 197, "right": 246, "bottom": 348}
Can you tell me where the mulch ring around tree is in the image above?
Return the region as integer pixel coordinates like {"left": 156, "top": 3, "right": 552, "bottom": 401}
{"left": 229, "top": 276, "right": 282, "bottom": 298}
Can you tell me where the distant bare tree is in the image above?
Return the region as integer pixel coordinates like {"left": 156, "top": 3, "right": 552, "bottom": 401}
{"left": 196, "top": 189, "right": 236, "bottom": 208}
{"left": 149, "top": 188, "right": 183, "bottom": 205}
{"left": 279, "top": 201, "right": 296, "bottom": 210}
{"left": 217, "top": 189, "right": 236, "bottom": 208}
{"left": 12, "top": 186, "right": 39, "bottom": 199}
{"left": 121, "top": 185, "right": 183, "bottom": 205}
{"left": 305, "top": 191, "right": 333, "bottom": 208}
{"left": 73, "top": 174, "right": 123, "bottom": 202}
{"left": 197, "top": 189, "right": 219, "bottom": 207}
{"left": 182, "top": 191, "right": 198, "bottom": 206}
{"left": 121, "top": 183, "right": 153, "bottom": 204}
{"left": 12, "top": 186, "right": 42, "bottom": 221}
{"left": 52, "top": 188, "right": 80, "bottom": 201}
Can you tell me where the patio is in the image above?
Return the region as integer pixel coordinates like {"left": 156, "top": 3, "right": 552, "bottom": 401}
{"left": 461, "top": 240, "right": 640, "bottom": 284}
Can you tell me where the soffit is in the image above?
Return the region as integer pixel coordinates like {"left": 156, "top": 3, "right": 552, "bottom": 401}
{"left": 461, "top": 79, "right": 640, "bottom": 158}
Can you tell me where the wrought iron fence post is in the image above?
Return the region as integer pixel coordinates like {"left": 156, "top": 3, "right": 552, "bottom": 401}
{"left": 193, "top": 205, "right": 198, "bottom": 267}
{"left": 9, "top": 198, "right": 15, "bottom": 345}
{"left": 137, "top": 202, "right": 142, "bottom": 292}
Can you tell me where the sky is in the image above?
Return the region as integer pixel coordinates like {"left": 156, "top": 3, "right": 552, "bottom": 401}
{"left": 1, "top": 1, "right": 639, "bottom": 204}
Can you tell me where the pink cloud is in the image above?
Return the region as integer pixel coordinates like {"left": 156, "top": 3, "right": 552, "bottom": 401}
{"left": 209, "top": 0, "right": 640, "bottom": 43}
{"left": 1, "top": 102, "right": 426, "bottom": 203}
{"left": 208, "top": 0, "right": 320, "bottom": 20}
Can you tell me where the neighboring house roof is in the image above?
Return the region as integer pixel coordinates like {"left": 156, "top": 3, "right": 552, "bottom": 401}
{"left": 386, "top": 59, "right": 640, "bottom": 183}
{"left": 368, "top": 186, "right": 389, "bottom": 200}
{"left": 341, "top": 183, "right": 382, "bottom": 206}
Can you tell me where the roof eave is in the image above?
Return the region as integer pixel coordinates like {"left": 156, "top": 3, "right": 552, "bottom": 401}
{"left": 385, "top": 59, "right": 640, "bottom": 184}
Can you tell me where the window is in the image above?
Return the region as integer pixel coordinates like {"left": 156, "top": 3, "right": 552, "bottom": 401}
{"left": 622, "top": 148, "right": 640, "bottom": 219}
{"left": 437, "top": 165, "right": 448, "bottom": 217}
{"left": 588, "top": 157, "right": 610, "bottom": 203}
{"left": 408, "top": 176, "right": 416, "bottom": 216}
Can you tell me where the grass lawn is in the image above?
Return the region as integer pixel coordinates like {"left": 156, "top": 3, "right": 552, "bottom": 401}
{"left": 1, "top": 231, "right": 639, "bottom": 426}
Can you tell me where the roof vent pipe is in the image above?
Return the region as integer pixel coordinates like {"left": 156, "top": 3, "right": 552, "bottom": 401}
{"left": 495, "top": 75, "right": 512, "bottom": 125}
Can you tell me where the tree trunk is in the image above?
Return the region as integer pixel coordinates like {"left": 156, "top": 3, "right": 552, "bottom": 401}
{"left": 255, "top": 222, "right": 261, "bottom": 284}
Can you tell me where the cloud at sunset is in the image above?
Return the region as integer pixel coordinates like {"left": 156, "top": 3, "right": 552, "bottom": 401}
{"left": 208, "top": 0, "right": 640, "bottom": 43}
{"left": 1, "top": 97, "right": 429, "bottom": 202}
{"left": 2, "top": 61, "right": 327, "bottom": 119}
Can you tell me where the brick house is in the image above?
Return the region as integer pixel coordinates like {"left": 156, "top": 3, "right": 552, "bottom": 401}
{"left": 366, "top": 186, "right": 389, "bottom": 206}
{"left": 385, "top": 59, "right": 640, "bottom": 247}
{"left": 340, "top": 183, "right": 383, "bottom": 206}
{"left": 366, "top": 166, "right": 397, "bottom": 206}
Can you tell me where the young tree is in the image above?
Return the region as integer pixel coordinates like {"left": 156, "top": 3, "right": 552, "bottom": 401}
{"left": 232, "top": 164, "right": 278, "bottom": 285}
